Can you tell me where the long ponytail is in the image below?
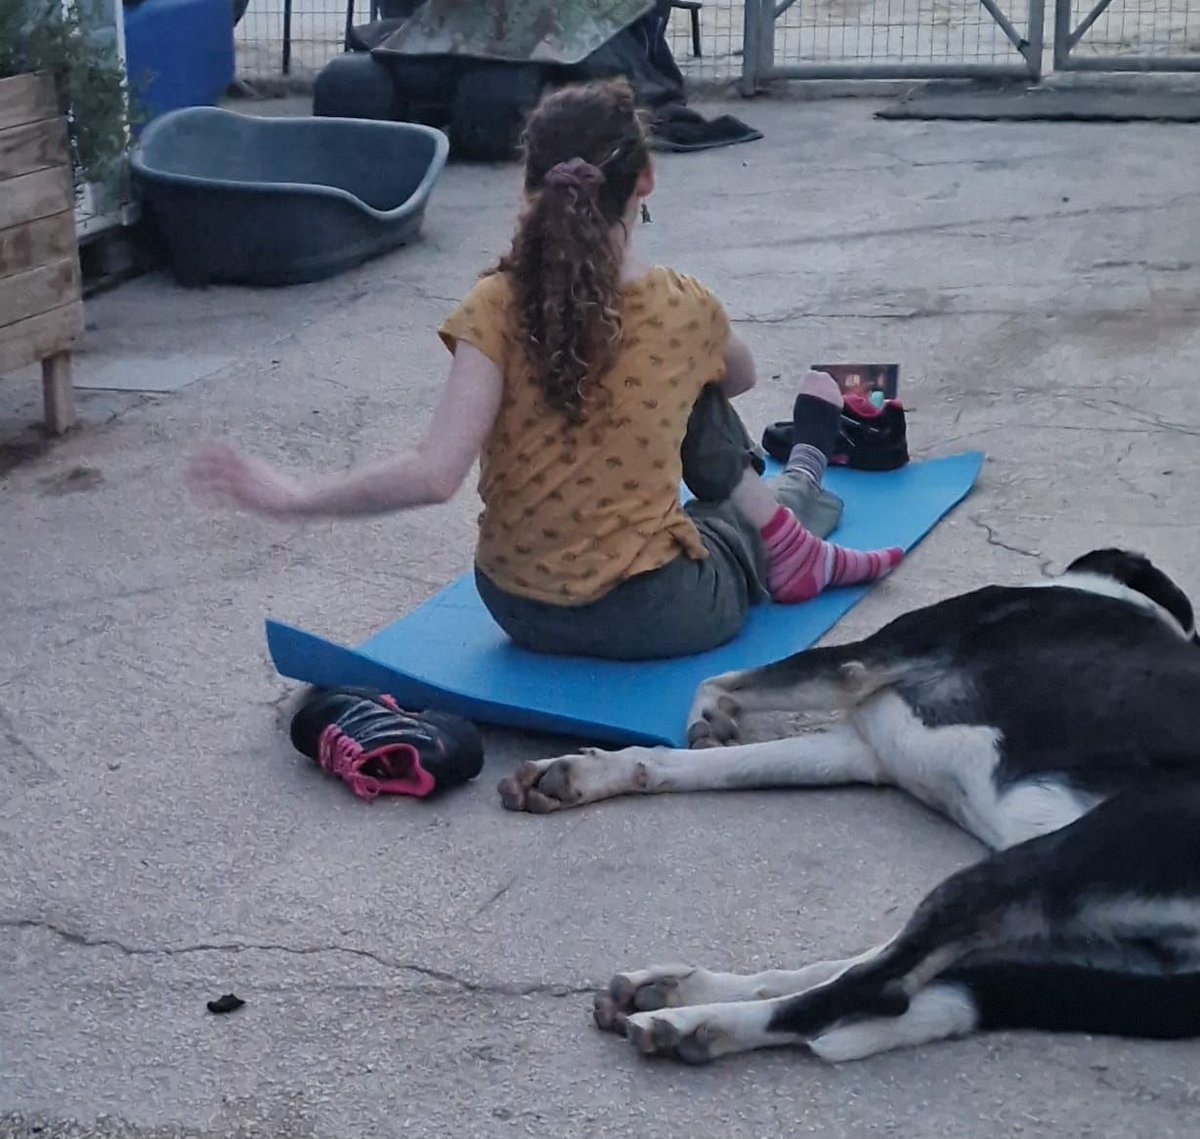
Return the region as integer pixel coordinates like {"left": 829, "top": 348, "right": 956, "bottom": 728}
{"left": 493, "top": 80, "right": 650, "bottom": 425}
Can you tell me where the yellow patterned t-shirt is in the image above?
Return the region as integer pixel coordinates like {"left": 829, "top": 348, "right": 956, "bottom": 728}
{"left": 438, "top": 267, "right": 731, "bottom": 606}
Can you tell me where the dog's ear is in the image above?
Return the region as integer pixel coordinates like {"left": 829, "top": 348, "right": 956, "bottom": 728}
{"left": 1067, "top": 548, "right": 1196, "bottom": 637}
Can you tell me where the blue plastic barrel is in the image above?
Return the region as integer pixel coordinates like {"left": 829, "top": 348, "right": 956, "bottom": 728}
{"left": 122, "top": 0, "right": 235, "bottom": 126}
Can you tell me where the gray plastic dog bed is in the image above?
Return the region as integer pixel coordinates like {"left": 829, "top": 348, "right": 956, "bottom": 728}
{"left": 131, "top": 106, "right": 449, "bottom": 286}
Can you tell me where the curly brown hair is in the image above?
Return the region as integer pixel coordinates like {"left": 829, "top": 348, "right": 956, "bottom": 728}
{"left": 492, "top": 79, "right": 651, "bottom": 424}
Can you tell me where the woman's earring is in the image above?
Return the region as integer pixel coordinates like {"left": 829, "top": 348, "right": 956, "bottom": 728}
{"left": 640, "top": 201, "right": 652, "bottom": 224}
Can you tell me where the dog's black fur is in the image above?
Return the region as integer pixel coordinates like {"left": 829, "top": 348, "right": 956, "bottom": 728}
{"left": 740, "top": 548, "right": 1200, "bottom": 797}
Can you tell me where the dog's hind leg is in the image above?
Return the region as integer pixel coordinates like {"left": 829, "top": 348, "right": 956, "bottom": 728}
{"left": 497, "top": 721, "right": 886, "bottom": 814}
{"left": 618, "top": 828, "right": 1065, "bottom": 1064}
{"left": 594, "top": 943, "right": 894, "bottom": 1033}
{"left": 686, "top": 644, "right": 902, "bottom": 748}
{"left": 620, "top": 980, "right": 981, "bottom": 1065}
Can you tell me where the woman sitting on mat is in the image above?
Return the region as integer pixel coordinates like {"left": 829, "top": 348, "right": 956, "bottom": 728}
{"left": 188, "top": 79, "right": 901, "bottom": 661}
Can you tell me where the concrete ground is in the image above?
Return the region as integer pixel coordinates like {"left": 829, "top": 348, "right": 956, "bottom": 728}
{"left": 3, "top": 96, "right": 1200, "bottom": 1138}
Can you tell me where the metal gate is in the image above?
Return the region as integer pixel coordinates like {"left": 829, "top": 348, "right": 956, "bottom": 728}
{"left": 1054, "top": 0, "right": 1200, "bottom": 70}
{"left": 740, "top": 0, "right": 1045, "bottom": 88}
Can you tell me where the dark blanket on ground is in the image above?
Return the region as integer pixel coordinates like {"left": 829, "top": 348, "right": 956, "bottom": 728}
{"left": 348, "top": 1, "right": 762, "bottom": 153}
{"left": 578, "top": 4, "right": 763, "bottom": 152}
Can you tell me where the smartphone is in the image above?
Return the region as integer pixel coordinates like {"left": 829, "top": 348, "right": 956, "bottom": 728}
{"left": 811, "top": 363, "right": 899, "bottom": 400}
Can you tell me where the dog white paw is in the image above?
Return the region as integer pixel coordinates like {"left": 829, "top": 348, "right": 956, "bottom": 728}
{"left": 593, "top": 965, "right": 701, "bottom": 1033}
{"left": 624, "top": 1008, "right": 727, "bottom": 1065}
{"left": 497, "top": 747, "right": 651, "bottom": 813}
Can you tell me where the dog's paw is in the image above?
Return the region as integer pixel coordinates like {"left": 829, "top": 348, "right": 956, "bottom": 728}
{"left": 593, "top": 965, "right": 700, "bottom": 1033}
{"left": 497, "top": 747, "right": 651, "bottom": 813}
{"left": 497, "top": 754, "right": 592, "bottom": 813}
{"left": 686, "top": 683, "right": 741, "bottom": 748}
{"left": 624, "top": 1008, "right": 726, "bottom": 1065}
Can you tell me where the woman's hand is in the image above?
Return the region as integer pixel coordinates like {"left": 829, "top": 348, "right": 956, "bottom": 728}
{"left": 185, "top": 343, "right": 502, "bottom": 522}
{"left": 187, "top": 443, "right": 305, "bottom": 518}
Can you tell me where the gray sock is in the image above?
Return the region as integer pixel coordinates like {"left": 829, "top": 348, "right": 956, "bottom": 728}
{"left": 785, "top": 442, "right": 827, "bottom": 486}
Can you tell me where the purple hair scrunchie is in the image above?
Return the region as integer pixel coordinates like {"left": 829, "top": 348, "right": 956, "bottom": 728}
{"left": 544, "top": 158, "right": 606, "bottom": 197}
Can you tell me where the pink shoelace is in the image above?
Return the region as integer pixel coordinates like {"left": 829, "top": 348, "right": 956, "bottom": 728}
{"left": 315, "top": 695, "right": 436, "bottom": 800}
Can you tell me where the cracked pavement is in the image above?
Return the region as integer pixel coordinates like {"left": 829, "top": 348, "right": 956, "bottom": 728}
{"left": 2, "top": 96, "right": 1200, "bottom": 1138}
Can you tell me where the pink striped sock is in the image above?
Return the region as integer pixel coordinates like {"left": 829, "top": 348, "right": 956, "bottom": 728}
{"left": 761, "top": 506, "right": 903, "bottom": 604}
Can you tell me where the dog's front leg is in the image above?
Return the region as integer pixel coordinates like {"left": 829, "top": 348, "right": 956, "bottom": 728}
{"left": 497, "top": 727, "right": 885, "bottom": 814}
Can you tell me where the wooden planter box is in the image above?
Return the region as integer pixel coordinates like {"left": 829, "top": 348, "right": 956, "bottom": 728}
{"left": 0, "top": 71, "right": 83, "bottom": 434}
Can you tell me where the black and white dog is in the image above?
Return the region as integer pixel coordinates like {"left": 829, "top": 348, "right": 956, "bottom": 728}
{"left": 498, "top": 549, "right": 1200, "bottom": 1064}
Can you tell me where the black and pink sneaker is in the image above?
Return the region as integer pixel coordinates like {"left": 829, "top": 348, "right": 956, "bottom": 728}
{"left": 762, "top": 395, "right": 909, "bottom": 472}
{"left": 835, "top": 393, "right": 909, "bottom": 471}
{"left": 289, "top": 688, "right": 484, "bottom": 801}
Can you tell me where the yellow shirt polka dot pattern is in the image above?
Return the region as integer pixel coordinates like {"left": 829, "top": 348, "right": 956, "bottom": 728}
{"left": 438, "top": 267, "right": 731, "bottom": 606}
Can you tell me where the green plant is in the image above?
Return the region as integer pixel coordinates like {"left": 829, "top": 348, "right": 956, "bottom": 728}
{"left": 0, "top": 0, "right": 131, "bottom": 196}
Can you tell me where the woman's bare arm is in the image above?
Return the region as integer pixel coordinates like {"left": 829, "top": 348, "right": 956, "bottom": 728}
{"left": 720, "top": 331, "right": 757, "bottom": 398}
{"left": 188, "top": 343, "right": 503, "bottom": 519}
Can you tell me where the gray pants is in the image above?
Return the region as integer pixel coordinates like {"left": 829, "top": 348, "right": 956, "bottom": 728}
{"left": 476, "top": 386, "right": 844, "bottom": 660}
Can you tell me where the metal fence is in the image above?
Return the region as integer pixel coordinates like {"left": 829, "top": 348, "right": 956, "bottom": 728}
{"left": 231, "top": 0, "right": 1200, "bottom": 88}
{"left": 744, "top": 0, "right": 1043, "bottom": 82}
{"left": 1055, "top": 0, "right": 1200, "bottom": 68}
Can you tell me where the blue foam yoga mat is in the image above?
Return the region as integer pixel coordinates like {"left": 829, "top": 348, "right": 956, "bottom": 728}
{"left": 267, "top": 451, "right": 983, "bottom": 747}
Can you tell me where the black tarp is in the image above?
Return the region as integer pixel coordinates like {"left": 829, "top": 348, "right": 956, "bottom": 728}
{"left": 347, "top": 0, "right": 761, "bottom": 154}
